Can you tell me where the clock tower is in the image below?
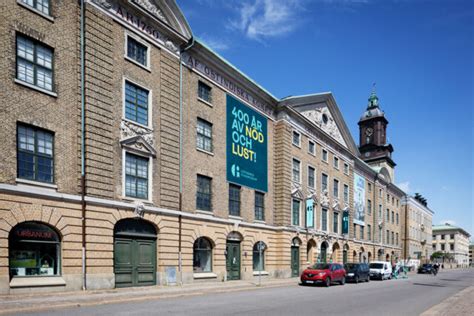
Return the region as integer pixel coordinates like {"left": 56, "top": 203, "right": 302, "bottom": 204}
{"left": 358, "top": 88, "right": 396, "bottom": 181}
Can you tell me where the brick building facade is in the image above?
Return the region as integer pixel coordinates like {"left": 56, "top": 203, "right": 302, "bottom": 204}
{"left": 0, "top": 0, "right": 414, "bottom": 294}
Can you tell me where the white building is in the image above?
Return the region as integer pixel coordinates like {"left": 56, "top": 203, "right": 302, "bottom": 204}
{"left": 432, "top": 224, "right": 471, "bottom": 266}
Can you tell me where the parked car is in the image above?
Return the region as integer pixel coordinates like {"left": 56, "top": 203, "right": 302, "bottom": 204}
{"left": 300, "top": 263, "right": 346, "bottom": 287}
{"left": 369, "top": 261, "right": 392, "bottom": 280}
{"left": 344, "top": 263, "right": 370, "bottom": 283}
{"left": 417, "top": 264, "right": 434, "bottom": 274}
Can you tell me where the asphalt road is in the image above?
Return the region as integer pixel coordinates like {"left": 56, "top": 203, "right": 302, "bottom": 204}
{"left": 16, "top": 269, "right": 473, "bottom": 316}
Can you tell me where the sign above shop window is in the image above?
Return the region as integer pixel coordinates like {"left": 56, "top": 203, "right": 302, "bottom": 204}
{"left": 11, "top": 222, "right": 59, "bottom": 242}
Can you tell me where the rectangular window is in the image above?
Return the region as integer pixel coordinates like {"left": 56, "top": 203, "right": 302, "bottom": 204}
{"left": 20, "top": 0, "right": 50, "bottom": 16}
{"left": 333, "top": 212, "right": 339, "bottom": 234}
{"left": 125, "top": 153, "right": 149, "bottom": 199}
{"left": 379, "top": 227, "right": 383, "bottom": 243}
{"left": 386, "top": 230, "right": 390, "bottom": 244}
{"left": 379, "top": 204, "right": 382, "bottom": 219}
{"left": 368, "top": 183, "right": 372, "bottom": 192}
{"left": 198, "top": 81, "right": 212, "bottom": 103}
{"left": 322, "top": 173, "right": 328, "bottom": 192}
{"left": 17, "top": 124, "right": 54, "bottom": 183}
{"left": 125, "top": 81, "right": 149, "bottom": 126}
{"left": 396, "top": 213, "right": 399, "bottom": 225}
{"left": 450, "top": 234, "right": 454, "bottom": 239}
{"left": 229, "top": 184, "right": 240, "bottom": 216}
{"left": 391, "top": 232, "right": 394, "bottom": 245}
{"left": 333, "top": 157, "right": 339, "bottom": 169}
{"left": 308, "top": 140, "right": 315, "bottom": 155}
{"left": 196, "top": 118, "right": 213, "bottom": 152}
{"left": 360, "top": 226, "right": 364, "bottom": 240}
{"left": 16, "top": 35, "right": 53, "bottom": 91}
{"left": 322, "top": 208, "right": 328, "bottom": 231}
{"left": 322, "top": 149, "right": 328, "bottom": 162}
{"left": 292, "top": 199, "right": 300, "bottom": 226}
{"left": 353, "top": 224, "right": 357, "bottom": 238}
{"left": 396, "top": 233, "right": 399, "bottom": 245}
{"left": 127, "top": 36, "right": 148, "bottom": 66}
{"left": 387, "top": 194, "right": 390, "bottom": 202}
{"left": 396, "top": 199, "right": 399, "bottom": 207}
{"left": 255, "top": 192, "right": 265, "bottom": 221}
{"left": 292, "top": 159, "right": 300, "bottom": 183}
{"left": 344, "top": 184, "right": 349, "bottom": 203}
{"left": 386, "top": 209, "right": 390, "bottom": 221}
{"left": 391, "top": 211, "right": 395, "bottom": 223}
{"left": 367, "top": 199, "right": 372, "bottom": 216}
{"left": 368, "top": 224, "right": 372, "bottom": 240}
{"left": 333, "top": 179, "right": 339, "bottom": 198}
{"left": 441, "top": 244, "right": 445, "bottom": 251}
{"left": 344, "top": 163, "right": 349, "bottom": 175}
{"left": 292, "top": 131, "right": 301, "bottom": 146}
{"left": 379, "top": 189, "right": 382, "bottom": 198}
{"left": 308, "top": 166, "right": 315, "bottom": 189}
{"left": 441, "top": 235, "right": 445, "bottom": 240}
{"left": 196, "top": 175, "right": 212, "bottom": 211}
{"left": 450, "top": 244, "right": 454, "bottom": 251}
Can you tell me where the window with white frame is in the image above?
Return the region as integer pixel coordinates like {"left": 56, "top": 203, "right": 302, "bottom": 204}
{"left": 344, "top": 184, "right": 349, "bottom": 203}
{"left": 255, "top": 191, "right": 265, "bottom": 221}
{"left": 125, "top": 80, "right": 149, "bottom": 126}
{"left": 333, "top": 157, "right": 339, "bottom": 169}
{"left": 344, "top": 163, "right": 349, "bottom": 175}
{"left": 196, "top": 175, "right": 212, "bottom": 211}
{"left": 20, "top": 0, "right": 50, "bottom": 16}
{"left": 333, "top": 212, "right": 339, "bottom": 234}
{"left": 367, "top": 224, "right": 372, "bottom": 240}
{"left": 308, "top": 166, "right": 315, "bottom": 189}
{"left": 292, "top": 159, "right": 300, "bottom": 183}
{"left": 322, "top": 149, "right": 328, "bottom": 162}
{"left": 196, "top": 118, "right": 212, "bottom": 152}
{"left": 292, "top": 199, "right": 300, "bottom": 226}
{"left": 308, "top": 140, "right": 315, "bottom": 155}
{"left": 322, "top": 173, "right": 328, "bottom": 192}
{"left": 322, "top": 208, "right": 328, "bottom": 231}
{"left": 292, "top": 131, "right": 301, "bottom": 147}
{"left": 333, "top": 179, "right": 339, "bottom": 198}
{"left": 379, "top": 189, "right": 382, "bottom": 198}
{"left": 125, "top": 152, "right": 149, "bottom": 200}
{"left": 126, "top": 35, "right": 148, "bottom": 67}
{"left": 198, "top": 81, "right": 212, "bottom": 103}
{"left": 16, "top": 34, "right": 53, "bottom": 91}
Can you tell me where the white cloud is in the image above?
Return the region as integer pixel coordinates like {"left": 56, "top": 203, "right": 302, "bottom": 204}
{"left": 439, "top": 220, "right": 456, "bottom": 226}
{"left": 230, "top": 0, "right": 304, "bottom": 41}
{"left": 198, "top": 34, "right": 230, "bottom": 52}
{"left": 397, "top": 181, "right": 410, "bottom": 193}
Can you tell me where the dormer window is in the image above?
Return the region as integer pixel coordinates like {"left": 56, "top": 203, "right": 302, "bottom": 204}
{"left": 292, "top": 131, "right": 301, "bottom": 147}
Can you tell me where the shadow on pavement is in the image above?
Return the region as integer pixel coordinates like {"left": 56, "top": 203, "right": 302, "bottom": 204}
{"left": 413, "top": 283, "right": 446, "bottom": 287}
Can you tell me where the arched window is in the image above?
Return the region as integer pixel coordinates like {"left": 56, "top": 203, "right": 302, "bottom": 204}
{"left": 9, "top": 222, "right": 60, "bottom": 278}
{"left": 253, "top": 241, "right": 266, "bottom": 271}
{"left": 193, "top": 237, "right": 212, "bottom": 273}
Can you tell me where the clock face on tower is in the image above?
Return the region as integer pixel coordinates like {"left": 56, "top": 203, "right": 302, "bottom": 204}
{"left": 365, "top": 128, "right": 373, "bottom": 137}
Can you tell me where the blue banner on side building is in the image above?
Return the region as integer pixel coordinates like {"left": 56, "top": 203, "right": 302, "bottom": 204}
{"left": 226, "top": 94, "right": 268, "bottom": 192}
{"left": 353, "top": 173, "right": 366, "bottom": 226}
{"left": 306, "top": 199, "right": 314, "bottom": 228}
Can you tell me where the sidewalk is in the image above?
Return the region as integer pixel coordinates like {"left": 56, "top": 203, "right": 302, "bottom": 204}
{"left": 0, "top": 278, "right": 299, "bottom": 315}
{"left": 421, "top": 286, "right": 474, "bottom": 316}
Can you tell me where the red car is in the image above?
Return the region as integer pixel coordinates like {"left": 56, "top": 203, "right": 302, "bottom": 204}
{"left": 300, "top": 263, "right": 346, "bottom": 287}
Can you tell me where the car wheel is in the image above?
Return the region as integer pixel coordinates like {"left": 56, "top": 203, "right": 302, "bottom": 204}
{"left": 325, "top": 277, "right": 331, "bottom": 287}
{"left": 340, "top": 277, "right": 346, "bottom": 285}
{"left": 355, "top": 276, "right": 359, "bottom": 284}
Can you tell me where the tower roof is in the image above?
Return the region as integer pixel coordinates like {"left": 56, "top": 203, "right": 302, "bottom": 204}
{"left": 359, "top": 85, "right": 386, "bottom": 122}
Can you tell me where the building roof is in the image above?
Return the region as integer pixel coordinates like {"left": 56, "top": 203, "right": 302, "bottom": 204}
{"left": 432, "top": 224, "right": 471, "bottom": 237}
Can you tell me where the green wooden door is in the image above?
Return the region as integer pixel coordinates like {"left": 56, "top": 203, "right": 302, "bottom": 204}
{"left": 114, "top": 237, "right": 156, "bottom": 288}
{"left": 291, "top": 246, "right": 300, "bottom": 277}
{"left": 226, "top": 241, "right": 241, "bottom": 280}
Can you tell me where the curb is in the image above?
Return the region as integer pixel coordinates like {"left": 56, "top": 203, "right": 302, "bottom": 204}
{"left": 420, "top": 286, "right": 474, "bottom": 316}
{"left": 0, "top": 281, "right": 297, "bottom": 315}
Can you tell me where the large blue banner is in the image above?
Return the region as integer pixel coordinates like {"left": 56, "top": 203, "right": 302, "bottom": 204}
{"left": 306, "top": 199, "right": 314, "bottom": 228}
{"left": 226, "top": 95, "right": 268, "bottom": 192}
{"left": 353, "top": 173, "right": 366, "bottom": 226}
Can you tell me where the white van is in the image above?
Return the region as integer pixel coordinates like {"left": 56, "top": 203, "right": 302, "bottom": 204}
{"left": 369, "top": 261, "right": 392, "bottom": 280}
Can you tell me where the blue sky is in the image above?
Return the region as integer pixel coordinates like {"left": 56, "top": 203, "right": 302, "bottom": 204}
{"left": 178, "top": 0, "right": 473, "bottom": 237}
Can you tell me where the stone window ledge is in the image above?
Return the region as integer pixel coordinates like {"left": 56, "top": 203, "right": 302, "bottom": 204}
{"left": 10, "top": 276, "right": 66, "bottom": 288}
{"left": 253, "top": 271, "right": 269, "bottom": 276}
{"left": 193, "top": 272, "right": 217, "bottom": 279}
{"left": 197, "top": 98, "right": 213, "bottom": 108}
{"left": 16, "top": 178, "right": 58, "bottom": 189}
{"left": 17, "top": 1, "right": 54, "bottom": 22}
{"left": 15, "top": 79, "right": 57, "bottom": 97}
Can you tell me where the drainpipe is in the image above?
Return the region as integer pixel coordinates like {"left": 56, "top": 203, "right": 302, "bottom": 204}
{"left": 404, "top": 194, "right": 408, "bottom": 261}
{"left": 80, "top": 0, "right": 87, "bottom": 291}
{"left": 178, "top": 37, "right": 194, "bottom": 286}
{"left": 373, "top": 174, "right": 378, "bottom": 261}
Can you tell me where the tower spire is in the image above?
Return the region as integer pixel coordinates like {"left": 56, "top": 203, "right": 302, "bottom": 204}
{"left": 367, "top": 83, "right": 379, "bottom": 109}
